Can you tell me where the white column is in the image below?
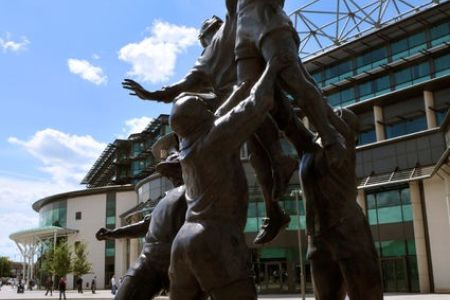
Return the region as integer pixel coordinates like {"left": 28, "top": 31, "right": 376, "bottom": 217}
{"left": 129, "top": 239, "right": 139, "bottom": 264}
{"left": 356, "top": 189, "right": 366, "bottom": 215}
{"left": 424, "top": 90, "right": 437, "bottom": 129}
{"left": 373, "top": 105, "right": 386, "bottom": 141}
{"left": 409, "top": 181, "right": 430, "bottom": 293}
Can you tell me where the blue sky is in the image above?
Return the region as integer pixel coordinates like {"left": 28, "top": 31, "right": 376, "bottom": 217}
{"left": 0, "top": 0, "right": 429, "bottom": 260}
{"left": 0, "top": 0, "right": 304, "bottom": 260}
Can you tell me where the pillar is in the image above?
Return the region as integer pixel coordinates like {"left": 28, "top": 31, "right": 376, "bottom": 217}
{"left": 424, "top": 91, "right": 437, "bottom": 129}
{"left": 409, "top": 181, "right": 430, "bottom": 293}
{"left": 356, "top": 189, "right": 366, "bottom": 214}
{"left": 373, "top": 105, "right": 385, "bottom": 141}
{"left": 129, "top": 239, "right": 139, "bottom": 265}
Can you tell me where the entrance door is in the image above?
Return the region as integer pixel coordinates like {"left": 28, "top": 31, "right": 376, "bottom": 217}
{"left": 255, "top": 261, "right": 288, "bottom": 293}
{"left": 381, "top": 257, "right": 409, "bottom": 292}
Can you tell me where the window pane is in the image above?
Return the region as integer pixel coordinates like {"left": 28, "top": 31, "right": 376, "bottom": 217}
{"left": 375, "top": 76, "right": 390, "bottom": 95}
{"left": 244, "top": 218, "right": 258, "bottom": 232}
{"left": 341, "top": 87, "right": 355, "bottom": 106}
{"left": 402, "top": 205, "right": 413, "bottom": 222}
{"left": 248, "top": 202, "right": 257, "bottom": 218}
{"left": 358, "top": 129, "right": 376, "bottom": 145}
{"left": 377, "top": 206, "right": 403, "bottom": 224}
{"left": 367, "top": 194, "right": 377, "bottom": 209}
{"left": 368, "top": 209, "right": 378, "bottom": 225}
{"left": 377, "top": 190, "right": 401, "bottom": 207}
{"left": 394, "top": 67, "right": 412, "bottom": 89}
{"left": 401, "top": 188, "right": 411, "bottom": 204}
{"left": 381, "top": 240, "right": 406, "bottom": 257}
{"left": 431, "top": 22, "right": 450, "bottom": 46}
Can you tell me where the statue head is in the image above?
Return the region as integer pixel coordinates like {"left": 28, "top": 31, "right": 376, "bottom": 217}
{"left": 199, "top": 15, "right": 223, "bottom": 48}
{"left": 170, "top": 95, "right": 214, "bottom": 139}
{"left": 335, "top": 108, "right": 360, "bottom": 140}
{"left": 152, "top": 133, "right": 183, "bottom": 186}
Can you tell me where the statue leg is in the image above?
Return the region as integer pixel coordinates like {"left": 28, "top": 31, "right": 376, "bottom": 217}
{"left": 237, "top": 59, "right": 296, "bottom": 245}
{"left": 209, "top": 278, "right": 257, "bottom": 300}
{"left": 310, "top": 257, "right": 346, "bottom": 300}
{"left": 114, "top": 260, "right": 165, "bottom": 300}
{"left": 260, "top": 31, "right": 346, "bottom": 167}
{"left": 271, "top": 86, "right": 316, "bottom": 155}
{"left": 247, "top": 135, "right": 292, "bottom": 245}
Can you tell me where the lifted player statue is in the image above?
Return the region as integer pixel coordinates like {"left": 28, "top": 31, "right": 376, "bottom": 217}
{"left": 168, "top": 57, "right": 288, "bottom": 299}
{"left": 300, "top": 108, "right": 383, "bottom": 300}
{"left": 95, "top": 134, "right": 187, "bottom": 300}
{"left": 123, "top": 12, "right": 315, "bottom": 245}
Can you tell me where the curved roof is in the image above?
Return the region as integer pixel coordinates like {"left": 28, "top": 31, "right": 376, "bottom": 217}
{"left": 32, "top": 184, "right": 135, "bottom": 212}
{"left": 9, "top": 226, "right": 78, "bottom": 242}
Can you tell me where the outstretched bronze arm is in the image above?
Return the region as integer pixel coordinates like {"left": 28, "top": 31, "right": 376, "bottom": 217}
{"left": 122, "top": 68, "right": 211, "bottom": 103}
{"left": 95, "top": 215, "right": 151, "bottom": 240}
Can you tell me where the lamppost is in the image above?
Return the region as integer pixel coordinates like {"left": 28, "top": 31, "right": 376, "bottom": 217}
{"left": 290, "top": 188, "right": 305, "bottom": 300}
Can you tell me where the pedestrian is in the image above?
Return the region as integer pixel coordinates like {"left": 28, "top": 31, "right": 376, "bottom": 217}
{"left": 91, "top": 276, "right": 96, "bottom": 294}
{"left": 44, "top": 276, "right": 53, "bottom": 296}
{"left": 110, "top": 275, "right": 117, "bottom": 295}
{"left": 76, "top": 276, "right": 83, "bottom": 293}
{"left": 58, "top": 277, "right": 66, "bottom": 300}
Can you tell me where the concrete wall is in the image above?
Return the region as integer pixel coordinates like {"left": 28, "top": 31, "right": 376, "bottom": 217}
{"left": 66, "top": 193, "right": 107, "bottom": 289}
{"left": 114, "top": 191, "right": 138, "bottom": 279}
{"left": 423, "top": 175, "right": 450, "bottom": 292}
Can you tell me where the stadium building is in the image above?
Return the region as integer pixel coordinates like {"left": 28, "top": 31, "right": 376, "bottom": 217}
{"left": 10, "top": 0, "right": 450, "bottom": 294}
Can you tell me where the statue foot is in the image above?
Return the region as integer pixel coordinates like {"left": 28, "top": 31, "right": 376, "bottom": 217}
{"left": 253, "top": 212, "right": 291, "bottom": 245}
{"left": 273, "top": 155, "right": 298, "bottom": 199}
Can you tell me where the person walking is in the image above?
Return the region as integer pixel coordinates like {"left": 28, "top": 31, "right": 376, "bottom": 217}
{"left": 58, "top": 277, "right": 66, "bottom": 300}
{"left": 91, "top": 276, "right": 97, "bottom": 294}
{"left": 76, "top": 276, "right": 83, "bottom": 293}
{"left": 44, "top": 276, "right": 53, "bottom": 296}
{"left": 110, "top": 275, "right": 117, "bottom": 295}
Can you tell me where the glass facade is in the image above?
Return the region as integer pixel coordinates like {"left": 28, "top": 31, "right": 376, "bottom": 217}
{"left": 366, "top": 187, "right": 419, "bottom": 292}
{"left": 384, "top": 115, "right": 427, "bottom": 139}
{"left": 312, "top": 20, "right": 450, "bottom": 89}
{"left": 358, "top": 128, "right": 376, "bottom": 146}
{"left": 105, "top": 192, "right": 116, "bottom": 286}
{"left": 39, "top": 199, "right": 67, "bottom": 227}
{"left": 244, "top": 186, "right": 305, "bottom": 233}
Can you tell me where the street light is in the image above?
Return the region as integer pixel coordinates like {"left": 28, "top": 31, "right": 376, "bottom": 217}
{"left": 290, "top": 188, "right": 306, "bottom": 300}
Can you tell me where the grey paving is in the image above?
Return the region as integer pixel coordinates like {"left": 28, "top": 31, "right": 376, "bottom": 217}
{"left": 0, "top": 286, "right": 449, "bottom": 300}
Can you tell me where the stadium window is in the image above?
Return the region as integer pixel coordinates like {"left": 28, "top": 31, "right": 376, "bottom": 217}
{"left": 431, "top": 21, "right": 450, "bottom": 47}
{"left": 384, "top": 114, "right": 427, "bottom": 139}
{"left": 434, "top": 53, "right": 450, "bottom": 78}
{"left": 356, "top": 47, "right": 388, "bottom": 74}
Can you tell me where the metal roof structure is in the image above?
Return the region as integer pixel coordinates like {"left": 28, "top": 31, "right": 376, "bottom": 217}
{"left": 290, "top": 0, "right": 447, "bottom": 60}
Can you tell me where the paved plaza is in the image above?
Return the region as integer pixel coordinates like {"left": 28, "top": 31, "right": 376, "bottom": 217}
{"left": 0, "top": 286, "right": 449, "bottom": 300}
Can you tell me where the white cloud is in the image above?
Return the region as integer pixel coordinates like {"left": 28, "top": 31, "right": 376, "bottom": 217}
{"left": 0, "top": 176, "right": 75, "bottom": 260}
{"left": 122, "top": 116, "right": 154, "bottom": 137}
{"left": 8, "top": 129, "right": 106, "bottom": 186}
{"left": 2, "top": 129, "right": 106, "bottom": 259}
{"left": 67, "top": 58, "right": 107, "bottom": 85}
{"left": 118, "top": 20, "right": 198, "bottom": 84}
{"left": 0, "top": 34, "right": 30, "bottom": 53}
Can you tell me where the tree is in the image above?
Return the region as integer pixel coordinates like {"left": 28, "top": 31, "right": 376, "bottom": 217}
{"left": 72, "top": 242, "right": 91, "bottom": 278}
{"left": 53, "top": 243, "right": 72, "bottom": 277}
{"left": 0, "top": 257, "right": 12, "bottom": 277}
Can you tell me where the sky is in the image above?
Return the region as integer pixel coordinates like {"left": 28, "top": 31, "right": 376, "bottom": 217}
{"left": 0, "top": 0, "right": 430, "bottom": 260}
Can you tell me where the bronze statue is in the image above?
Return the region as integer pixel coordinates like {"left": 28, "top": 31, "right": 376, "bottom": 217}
{"left": 300, "top": 108, "right": 383, "bottom": 300}
{"left": 231, "top": 0, "right": 346, "bottom": 167}
{"left": 123, "top": 13, "right": 314, "bottom": 245}
{"left": 168, "top": 56, "right": 288, "bottom": 300}
{"left": 96, "top": 134, "right": 186, "bottom": 300}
